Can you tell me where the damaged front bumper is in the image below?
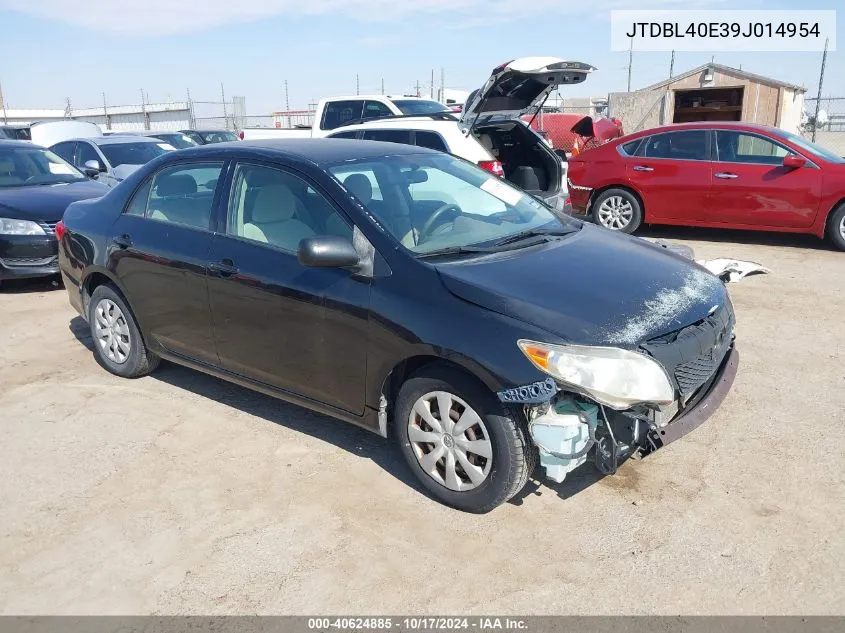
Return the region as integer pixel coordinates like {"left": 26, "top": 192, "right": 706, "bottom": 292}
{"left": 515, "top": 344, "right": 739, "bottom": 483}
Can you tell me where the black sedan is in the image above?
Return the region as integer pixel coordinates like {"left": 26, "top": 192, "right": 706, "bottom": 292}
{"left": 0, "top": 141, "right": 108, "bottom": 288}
{"left": 58, "top": 139, "right": 739, "bottom": 512}
{"left": 179, "top": 129, "right": 239, "bottom": 145}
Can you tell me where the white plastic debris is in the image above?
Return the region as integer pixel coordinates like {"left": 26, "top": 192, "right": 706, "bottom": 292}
{"left": 696, "top": 258, "right": 770, "bottom": 283}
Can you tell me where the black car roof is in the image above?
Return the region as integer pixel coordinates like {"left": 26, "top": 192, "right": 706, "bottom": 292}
{"left": 177, "top": 138, "right": 439, "bottom": 164}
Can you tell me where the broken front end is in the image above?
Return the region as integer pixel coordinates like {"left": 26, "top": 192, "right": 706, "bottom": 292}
{"left": 500, "top": 303, "right": 739, "bottom": 482}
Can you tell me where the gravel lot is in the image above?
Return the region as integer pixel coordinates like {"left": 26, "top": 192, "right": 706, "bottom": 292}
{"left": 1, "top": 227, "right": 843, "bottom": 615}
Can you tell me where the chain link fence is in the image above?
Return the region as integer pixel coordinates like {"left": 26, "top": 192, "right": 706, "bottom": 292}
{"left": 802, "top": 97, "right": 845, "bottom": 157}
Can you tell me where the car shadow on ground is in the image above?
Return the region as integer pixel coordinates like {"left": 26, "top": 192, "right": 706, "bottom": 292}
{"left": 0, "top": 276, "right": 62, "bottom": 294}
{"left": 69, "top": 315, "right": 609, "bottom": 508}
{"left": 638, "top": 224, "right": 834, "bottom": 250}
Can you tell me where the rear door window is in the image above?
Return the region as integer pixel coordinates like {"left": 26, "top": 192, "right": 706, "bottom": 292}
{"left": 321, "top": 100, "right": 365, "bottom": 130}
{"left": 641, "top": 131, "right": 709, "bottom": 161}
{"left": 361, "top": 130, "right": 413, "bottom": 145}
{"left": 143, "top": 162, "right": 225, "bottom": 230}
{"left": 415, "top": 131, "right": 448, "bottom": 152}
{"left": 329, "top": 131, "right": 359, "bottom": 139}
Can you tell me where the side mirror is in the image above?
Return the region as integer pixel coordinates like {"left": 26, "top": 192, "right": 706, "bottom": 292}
{"left": 554, "top": 149, "right": 569, "bottom": 161}
{"left": 297, "top": 235, "right": 360, "bottom": 269}
{"left": 83, "top": 159, "right": 105, "bottom": 177}
{"left": 783, "top": 154, "right": 806, "bottom": 169}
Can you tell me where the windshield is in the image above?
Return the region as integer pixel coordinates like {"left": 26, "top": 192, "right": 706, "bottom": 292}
{"left": 153, "top": 133, "right": 198, "bottom": 149}
{"left": 0, "top": 146, "right": 86, "bottom": 188}
{"left": 199, "top": 131, "right": 238, "bottom": 143}
{"left": 392, "top": 100, "right": 450, "bottom": 115}
{"left": 329, "top": 152, "right": 578, "bottom": 254}
{"left": 99, "top": 142, "right": 171, "bottom": 168}
{"left": 777, "top": 129, "right": 845, "bottom": 164}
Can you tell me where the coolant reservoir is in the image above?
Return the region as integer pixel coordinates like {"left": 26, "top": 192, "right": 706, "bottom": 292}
{"left": 530, "top": 398, "right": 598, "bottom": 483}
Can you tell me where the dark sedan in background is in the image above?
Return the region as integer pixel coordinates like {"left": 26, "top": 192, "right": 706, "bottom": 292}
{"left": 179, "top": 129, "right": 239, "bottom": 145}
{"left": 0, "top": 141, "right": 107, "bottom": 287}
{"left": 57, "top": 139, "right": 738, "bottom": 512}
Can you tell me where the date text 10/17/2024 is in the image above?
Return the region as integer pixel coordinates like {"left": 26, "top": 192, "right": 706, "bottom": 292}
{"left": 307, "top": 618, "right": 528, "bottom": 631}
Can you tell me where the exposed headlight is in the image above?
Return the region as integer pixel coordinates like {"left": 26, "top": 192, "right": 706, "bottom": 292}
{"left": 517, "top": 339, "right": 674, "bottom": 410}
{"left": 0, "top": 218, "right": 46, "bottom": 236}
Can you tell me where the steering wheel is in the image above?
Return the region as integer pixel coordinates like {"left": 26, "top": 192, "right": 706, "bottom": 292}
{"left": 418, "top": 203, "right": 461, "bottom": 243}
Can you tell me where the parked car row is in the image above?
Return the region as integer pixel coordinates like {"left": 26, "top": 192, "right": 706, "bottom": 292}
{"left": 566, "top": 121, "right": 845, "bottom": 250}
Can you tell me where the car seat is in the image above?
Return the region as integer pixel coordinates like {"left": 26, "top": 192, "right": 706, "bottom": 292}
{"left": 242, "top": 183, "right": 315, "bottom": 251}
{"left": 0, "top": 158, "right": 21, "bottom": 186}
{"left": 509, "top": 166, "right": 547, "bottom": 192}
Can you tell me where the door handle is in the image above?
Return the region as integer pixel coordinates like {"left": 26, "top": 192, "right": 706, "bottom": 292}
{"left": 208, "top": 259, "right": 239, "bottom": 277}
{"left": 111, "top": 234, "right": 133, "bottom": 249}
{"left": 632, "top": 165, "right": 654, "bottom": 172}
{"left": 715, "top": 172, "right": 739, "bottom": 179}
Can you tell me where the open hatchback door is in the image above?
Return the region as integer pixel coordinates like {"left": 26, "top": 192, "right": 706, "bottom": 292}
{"left": 30, "top": 121, "right": 103, "bottom": 148}
{"left": 460, "top": 57, "right": 596, "bottom": 131}
{"left": 459, "top": 57, "right": 595, "bottom": 212}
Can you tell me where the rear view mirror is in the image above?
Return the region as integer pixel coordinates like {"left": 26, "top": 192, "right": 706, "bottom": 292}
{"left": 783, "top": 154, "right": 806, "bottom": 169}
{"left": 298, "top": 235, "right": 360, "bottom": 269}
{"left": 403, "top": 169, "right": 429, "bottom": 184}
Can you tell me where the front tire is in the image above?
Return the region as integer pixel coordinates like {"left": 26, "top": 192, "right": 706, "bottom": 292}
{"left": 827, "top": 204, "right": 845, "bottom": 251}
{"left": 593, "top": 188, "right": 642, "bottom": 234}
{"left": 394, "top": 367, "right": 537, "bottom": 513}
{"left": 88, "top": 284, "right": 159, "bottom": 378}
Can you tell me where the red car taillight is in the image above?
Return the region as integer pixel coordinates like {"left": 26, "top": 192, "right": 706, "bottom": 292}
{"left": 478, "top": 160, "right": 504, "bottom": 178}
{"left": 55, "top": 220, "right": 66, "bottom": 241}
{"left": 238, "top": 130, "right": 244, "bottom": 140}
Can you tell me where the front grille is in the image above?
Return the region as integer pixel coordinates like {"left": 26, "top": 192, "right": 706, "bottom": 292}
{"left": 39, "top": 222, "right": 58, "bottom": 236}
{"left": 643, "top": 302, "right": 735, "bottom": 398}
{"left": 675, "top": 333, "right": 732, "bottom": 396}
{"left": 0, "top": 255, "right": 58, "bottom": 267}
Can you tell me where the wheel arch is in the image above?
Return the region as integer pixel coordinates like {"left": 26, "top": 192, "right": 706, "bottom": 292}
{"left": 80, "top": 268, "right": 133, "bottom": 321}
{"left": 823, "top": 198, "right": 845, "bottom": 239}
{"left": 590, "top": 184, "right": 646, "bottom": 221}
{"left": 375, "top": 353, "right": 504, "bottom": 438}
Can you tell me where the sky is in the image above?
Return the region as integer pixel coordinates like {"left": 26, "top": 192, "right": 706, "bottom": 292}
{"left": 0, "top": 0, "right": 841, "bottom": 116}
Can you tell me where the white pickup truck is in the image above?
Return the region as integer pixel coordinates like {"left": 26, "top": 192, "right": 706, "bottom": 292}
{"left": 239, "top": 95, "right": 451, "bottom": 140}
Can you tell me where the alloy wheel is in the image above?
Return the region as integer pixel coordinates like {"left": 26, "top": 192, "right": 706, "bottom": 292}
{"left": 840, "top": 214, "right": 845, "bottom": 241}
{"left": 93, "top": 298, "right": 132, "bottom": 364}
{"left": 597, "top": 196, "right": 634, "bottom": 230}
{"left": 407, "top": 391, "right": 493, "bottom": 492}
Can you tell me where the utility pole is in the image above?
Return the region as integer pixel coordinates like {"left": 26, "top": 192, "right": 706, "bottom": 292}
{"left": 186, "top": 88, "right": 195, "bottom": 129}
{"left": 626, "top": 36, "right": 633, "bottom": 92}
{"left": 220, "top": 83, "right": 229, "bottom": 130}
{"left": 140, "top": 89, "right": 148, "bottom": 129}
{"left": 0, "top": 80, "right": 7, "bottom": 124}
{"left": 356, "top": 74, "right": 360, "bottom": 96}
{"left": 284, "top": 80, "right": 291, "bottom": 127}
{"left": 381, "top": 78, "right": 384, "bottom": 95}
{"left": 415, "top": 79, "right": 420, "bottom": 97}
{"left": 65, "top": 97, "right": 72, "bottom": 118}
{"left": 430, "top": 69, "right": 434, "bottom": 99}
{"left": 440, "top": 67, "right": 445, "bottom": 102}
{"left": 812, "top": 37, "right": 829, "bottom": 142}
{"left": 102, "top": 92, "right": 110, "bottom": 130}
{"left": 668, "top": 50, "right": 675, "bottom": 80}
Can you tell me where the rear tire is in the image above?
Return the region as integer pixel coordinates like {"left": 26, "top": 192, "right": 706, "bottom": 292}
{"left": 394, "top": 366, "right": 536, "bottom": 513}
{"left": 87, "top": 284, "right": 159, "bottom": 378}
{"left": 827, "top": 204, "right": 845, "bottom": 251}
{"left": 593, "top": 188, "right": 642, "bottom": 234}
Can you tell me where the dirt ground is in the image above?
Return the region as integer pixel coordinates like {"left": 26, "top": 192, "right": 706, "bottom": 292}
{"left": 0, "top": 226, "right": 843, "bottom": 615}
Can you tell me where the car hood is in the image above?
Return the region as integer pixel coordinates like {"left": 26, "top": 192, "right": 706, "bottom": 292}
{"left": 434, "top": 224, "right": 727, "bottom": 347}
{"left": 460, "top": 57, "right": 596, "bottom": 131}
{"left": 112, "top": 164, "right": 143, "bottom": 181}
{"left": 0, "top": 180, "right": 109, "bottom": 222}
